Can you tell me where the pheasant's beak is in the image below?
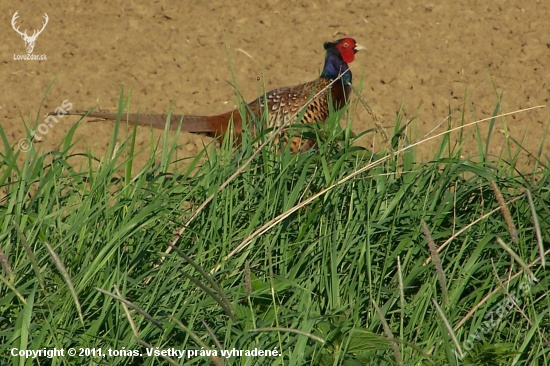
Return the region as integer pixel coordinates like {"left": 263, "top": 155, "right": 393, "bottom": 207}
{"left": 354, "top": 44, "right": 366, "bottom": 53}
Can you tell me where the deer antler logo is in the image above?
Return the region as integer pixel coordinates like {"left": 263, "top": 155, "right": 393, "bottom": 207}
{"left": 11, "top": 11, "right": 49, "bottom": 54}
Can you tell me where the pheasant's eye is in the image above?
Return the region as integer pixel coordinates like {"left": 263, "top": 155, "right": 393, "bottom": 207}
{"left": 342, "top": 42, "right": 349, "bottom": 48}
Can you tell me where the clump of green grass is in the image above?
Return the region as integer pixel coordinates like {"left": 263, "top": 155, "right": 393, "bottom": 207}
{"left": 0, "top": 84, "right": 549, "bottom": 366}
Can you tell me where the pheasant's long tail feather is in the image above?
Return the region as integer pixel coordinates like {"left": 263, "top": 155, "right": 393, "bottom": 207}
{"left": 49, "top": 110, "right": 243, "bottom": 138}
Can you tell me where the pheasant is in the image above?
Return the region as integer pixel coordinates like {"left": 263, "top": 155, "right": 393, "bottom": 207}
{"left": 50, "top": 38, "right": 364, "bottom": 152}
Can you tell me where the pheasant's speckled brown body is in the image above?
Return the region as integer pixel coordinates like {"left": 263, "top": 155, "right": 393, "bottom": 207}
{"left": 254, "top": 78, "right": 348, "bottom": 129}
{"left": 50, "top": 38, "right": 363, "bottom": 152}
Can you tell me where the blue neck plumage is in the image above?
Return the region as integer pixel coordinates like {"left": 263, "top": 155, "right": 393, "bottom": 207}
{"left": 320, "top": 52, "right": 352, "bottom": 85}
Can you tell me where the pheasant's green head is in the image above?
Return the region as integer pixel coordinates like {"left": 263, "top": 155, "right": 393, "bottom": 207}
{"left": 321, "top": 38, "right": 365, "bottom": 85}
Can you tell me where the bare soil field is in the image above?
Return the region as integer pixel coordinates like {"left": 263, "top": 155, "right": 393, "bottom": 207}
{"left": 1, "top": 0, "right": 549, "bottom": 170}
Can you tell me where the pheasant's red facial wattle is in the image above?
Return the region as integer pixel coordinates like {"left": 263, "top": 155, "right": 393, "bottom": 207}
{"left": 336, "top": 38, "right": 357, "bottom": 63}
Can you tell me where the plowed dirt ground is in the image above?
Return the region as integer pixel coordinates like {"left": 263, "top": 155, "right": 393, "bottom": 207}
{"left": 2, "top": 0, "right": 549, "bottom": 170}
